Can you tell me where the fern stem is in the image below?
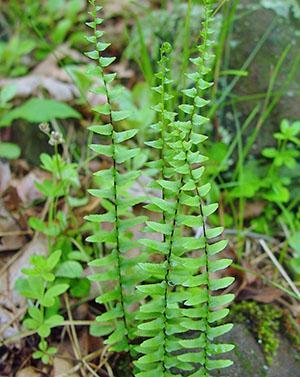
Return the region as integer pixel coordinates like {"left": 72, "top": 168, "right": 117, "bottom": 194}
{"left": 103, "top": 71, "right": 131, "bottom": 346}
{"left": 195, "top": 178, "right": 210, "bottom": 374}
{"left": 161, "top": 182, "right": 182, "bottom": 373}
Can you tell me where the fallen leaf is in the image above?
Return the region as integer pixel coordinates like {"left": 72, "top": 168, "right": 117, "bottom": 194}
{"left": 2, "top": 186, "right": 22, "bottom": 212}
{"left": 104, "top": 0, "right": 149, "bottom": 16}
{"left": 12, "top": 169, "right": 47, "bottom": 205}
{"left": 239, "top": 286, "right": 283, "bottom": 303}
{"left": 0, "top": 161, "right": 11, "bottom": 195}
{"left": 0, "top": 199, "right": 26, "bottom": 251}
{"left": 16, "top": 367, "right": 42, "bottom": 377}
{"left": 53, "top": 354, "right": 80, "bottom": 377}
{"left": 0, "top": 44, "right": 105, "bottom": 106}
{"left": 0, "top": 306, "right": 18, "bottom": 339}
{"left": 0, "top": 234, "right": 48, "bottom": 309}
{"left": 0, "top": 71, "right": 79, "bottom": 102}
{"left": 244, "top": 201, "right": 266, "bottom": 219}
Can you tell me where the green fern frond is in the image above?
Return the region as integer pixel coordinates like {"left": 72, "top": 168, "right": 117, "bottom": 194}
{"left": 135, "top": 1, "right": 234, "bottom": 376}
{"left": 85, "top": 0, "right": 145, "bottom": 353}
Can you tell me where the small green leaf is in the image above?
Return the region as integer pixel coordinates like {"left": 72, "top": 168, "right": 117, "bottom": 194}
{"left": 207, "top": 240, "right": 228, "bottom": 255}
{"left": 115, "top": 146, "right": 139, "bottom": 163}
{"left": 56, "top": 261, "right": 83, "bottom": 278}
{"left": 207, "top": 359, "right": 233, "bottom": 370}
{"left": 37, "top": 323, "right": 51, "bottom": 338}
{"left": 208, "top": 323, "right": 233, "bottom": 339}
{"left": 1, "top": 98, "right": 80, "bottom": 126}
{"left": 192, "top": 114, "right": 210, "bottom": 126}
{"left": 96, "top": 42, "right": 111, "bottom": 51}
{"left": 145, "top": 221, "right": 172, "bottom": 235}
{"left": 210, "top": 277, "right": 235, "bottom": 290}
{"left": 202, "top": 203, "right": 218, "bottom": 216}
{"left": 195, "top": 97, "right": 210, "bottom": 108}
{"left": 70, "top": 278, "right": 91, "bottom": 298}
{"left": 136, "top": 282, "right": 166, "bottom": 296}
{"left": 191, "top": 133, "right": 208, "bottom": 145}
{"left": 179, "top": 104, "right": 194, "bottom": 114}
{"left": 44, "top": 314, "right": 64, "bottom": 327}
{"left": 198, "top": 183, "right": 211, "bottom": 197}
{"left": 47, "top": 250, "right": 62, "bottom": 270}
{"left": 206, "top": 227, "right": 224, "bottom": 239}
{"left": 100, "top": 56, "right": 116, "bottom": 67}
{"left": 208, "top": 259, "right": 232, "bottom": 272}
{"left": 113, "top": 129, "right": 138, "bottom": 143}
{"left": 89, "top": 124, "right": 113, "bottom": 135}
{"left": 89, "top": 144, "right": 113, "bottom": 157}
{"left": 112, "top": 110, "right": 131, "bottom": 122}
{"left": 182, "top": 88, "right": 197, "bottom": 98}
{"left": 209, "top": 293, "right": 234, "bottom": 308}
{"left": 139, "top": 263, "right": 166, "bottom": 278}
{"left": 0, "top": 142, "right": 21, "bottom": 159}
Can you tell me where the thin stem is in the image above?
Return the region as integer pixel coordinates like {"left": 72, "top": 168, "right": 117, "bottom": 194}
{"left": 103, "top": 73, "right": 131, "bottom": 344}
{"left": 161, "top": 180, "right": 182, "bottom": 373}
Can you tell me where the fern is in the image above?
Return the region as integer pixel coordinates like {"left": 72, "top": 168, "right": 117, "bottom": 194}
{"left": 134, "top": 1, "right": 234, "bottom": 376}
{"left": 84, "top": 0, "right": 146, "bottom": 353}
{"left": 85, "top": 1, "right": 234, "bottom": 375}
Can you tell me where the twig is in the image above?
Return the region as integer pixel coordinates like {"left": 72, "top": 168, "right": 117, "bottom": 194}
{"left": 64, "top": 294, "right": 87, "bottom": 377}
{"left": 56, "top": 349, "right": 106, "bottom": 377}
{"left": 224, "top": 229, "right": 277, "bottom": 243}
{"left": 0, "top": 230, "right": 33, "bottom": 237}
{"left": 0, "top": 320, "right": 104, "bottom": 347}
{"left": 259, "top": 239, "right": 300, "bottom": 300}
{"left": 232, "top": 263, "right": 299, "bottom": 300}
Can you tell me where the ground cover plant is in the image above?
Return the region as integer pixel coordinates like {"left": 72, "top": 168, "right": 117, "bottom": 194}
{"left": 0, "top": 0, "right": 299, "bottom": 376}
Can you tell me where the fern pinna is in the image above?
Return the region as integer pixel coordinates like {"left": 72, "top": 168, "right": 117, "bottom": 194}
{"left": 85, "top": 0, "right": 234, "bottom": 376}
{"left": 84, "top": 0, "right": 146, "bottom": 352}
{"left": 135, "top": 1, "right": 234, "bottom": 376}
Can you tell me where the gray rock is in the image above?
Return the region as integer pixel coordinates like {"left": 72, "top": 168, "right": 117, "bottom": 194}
{"left": 212, "top": 324, "right": 300, "bottom": 377}
{"left": 226, "top": 0, "right": 300, "bottom": 151}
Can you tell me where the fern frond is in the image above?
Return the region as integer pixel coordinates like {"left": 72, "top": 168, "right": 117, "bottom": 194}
{"left": 85, "top": 0, "right": 145, "bottom": 352}
{"left": 134, "top": 43, "right": 187, "bottom": 377}
{"left": 135, "top": 1, "right": 234, "bottom": 376}
{"left": 172, "top": 1, "right": 234, "bottom": 375}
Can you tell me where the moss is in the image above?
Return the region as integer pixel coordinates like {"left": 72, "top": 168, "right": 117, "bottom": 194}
{"left": 230, "top": 301, "right": 282, "bottom": 365}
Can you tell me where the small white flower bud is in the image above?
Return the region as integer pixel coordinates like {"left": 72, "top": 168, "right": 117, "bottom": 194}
{"left": 39, "top": 122, "right": 50, "bottom": 134}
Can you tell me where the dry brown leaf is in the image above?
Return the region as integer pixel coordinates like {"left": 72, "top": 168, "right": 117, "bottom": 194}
{"left": 0, "top": 162, "right": 11, "bottom": 195}
{"left": 53, "top": 354, "right": 80, "bottom": 377}
{"left": 2, "top": 186, "right": 22, "bottom": 212}
{"left": 16, "top": 367, "right": 42, "bottom": 377}
{"left": 0, "top": 234, "right": 48, "bottom": 309}
{"left": 12, "top": 169, "right": 47, "bottom": 205}
{"left": 0, "top": 44, "right": 105, "bottom": 104}
{"left": 0, "top": 199, "right": 26, "bottom": 251}
{"left": 0, "top": 72, "right": 79, "bottom": 102}
{"left": 239, "top": 286, "right": 283, "bottom": 303}
{"left": 0, "top": 306, "right": 18, "bottom": 339}
{"left": 244, "top": 201, "right": 266, "bottom": 219}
